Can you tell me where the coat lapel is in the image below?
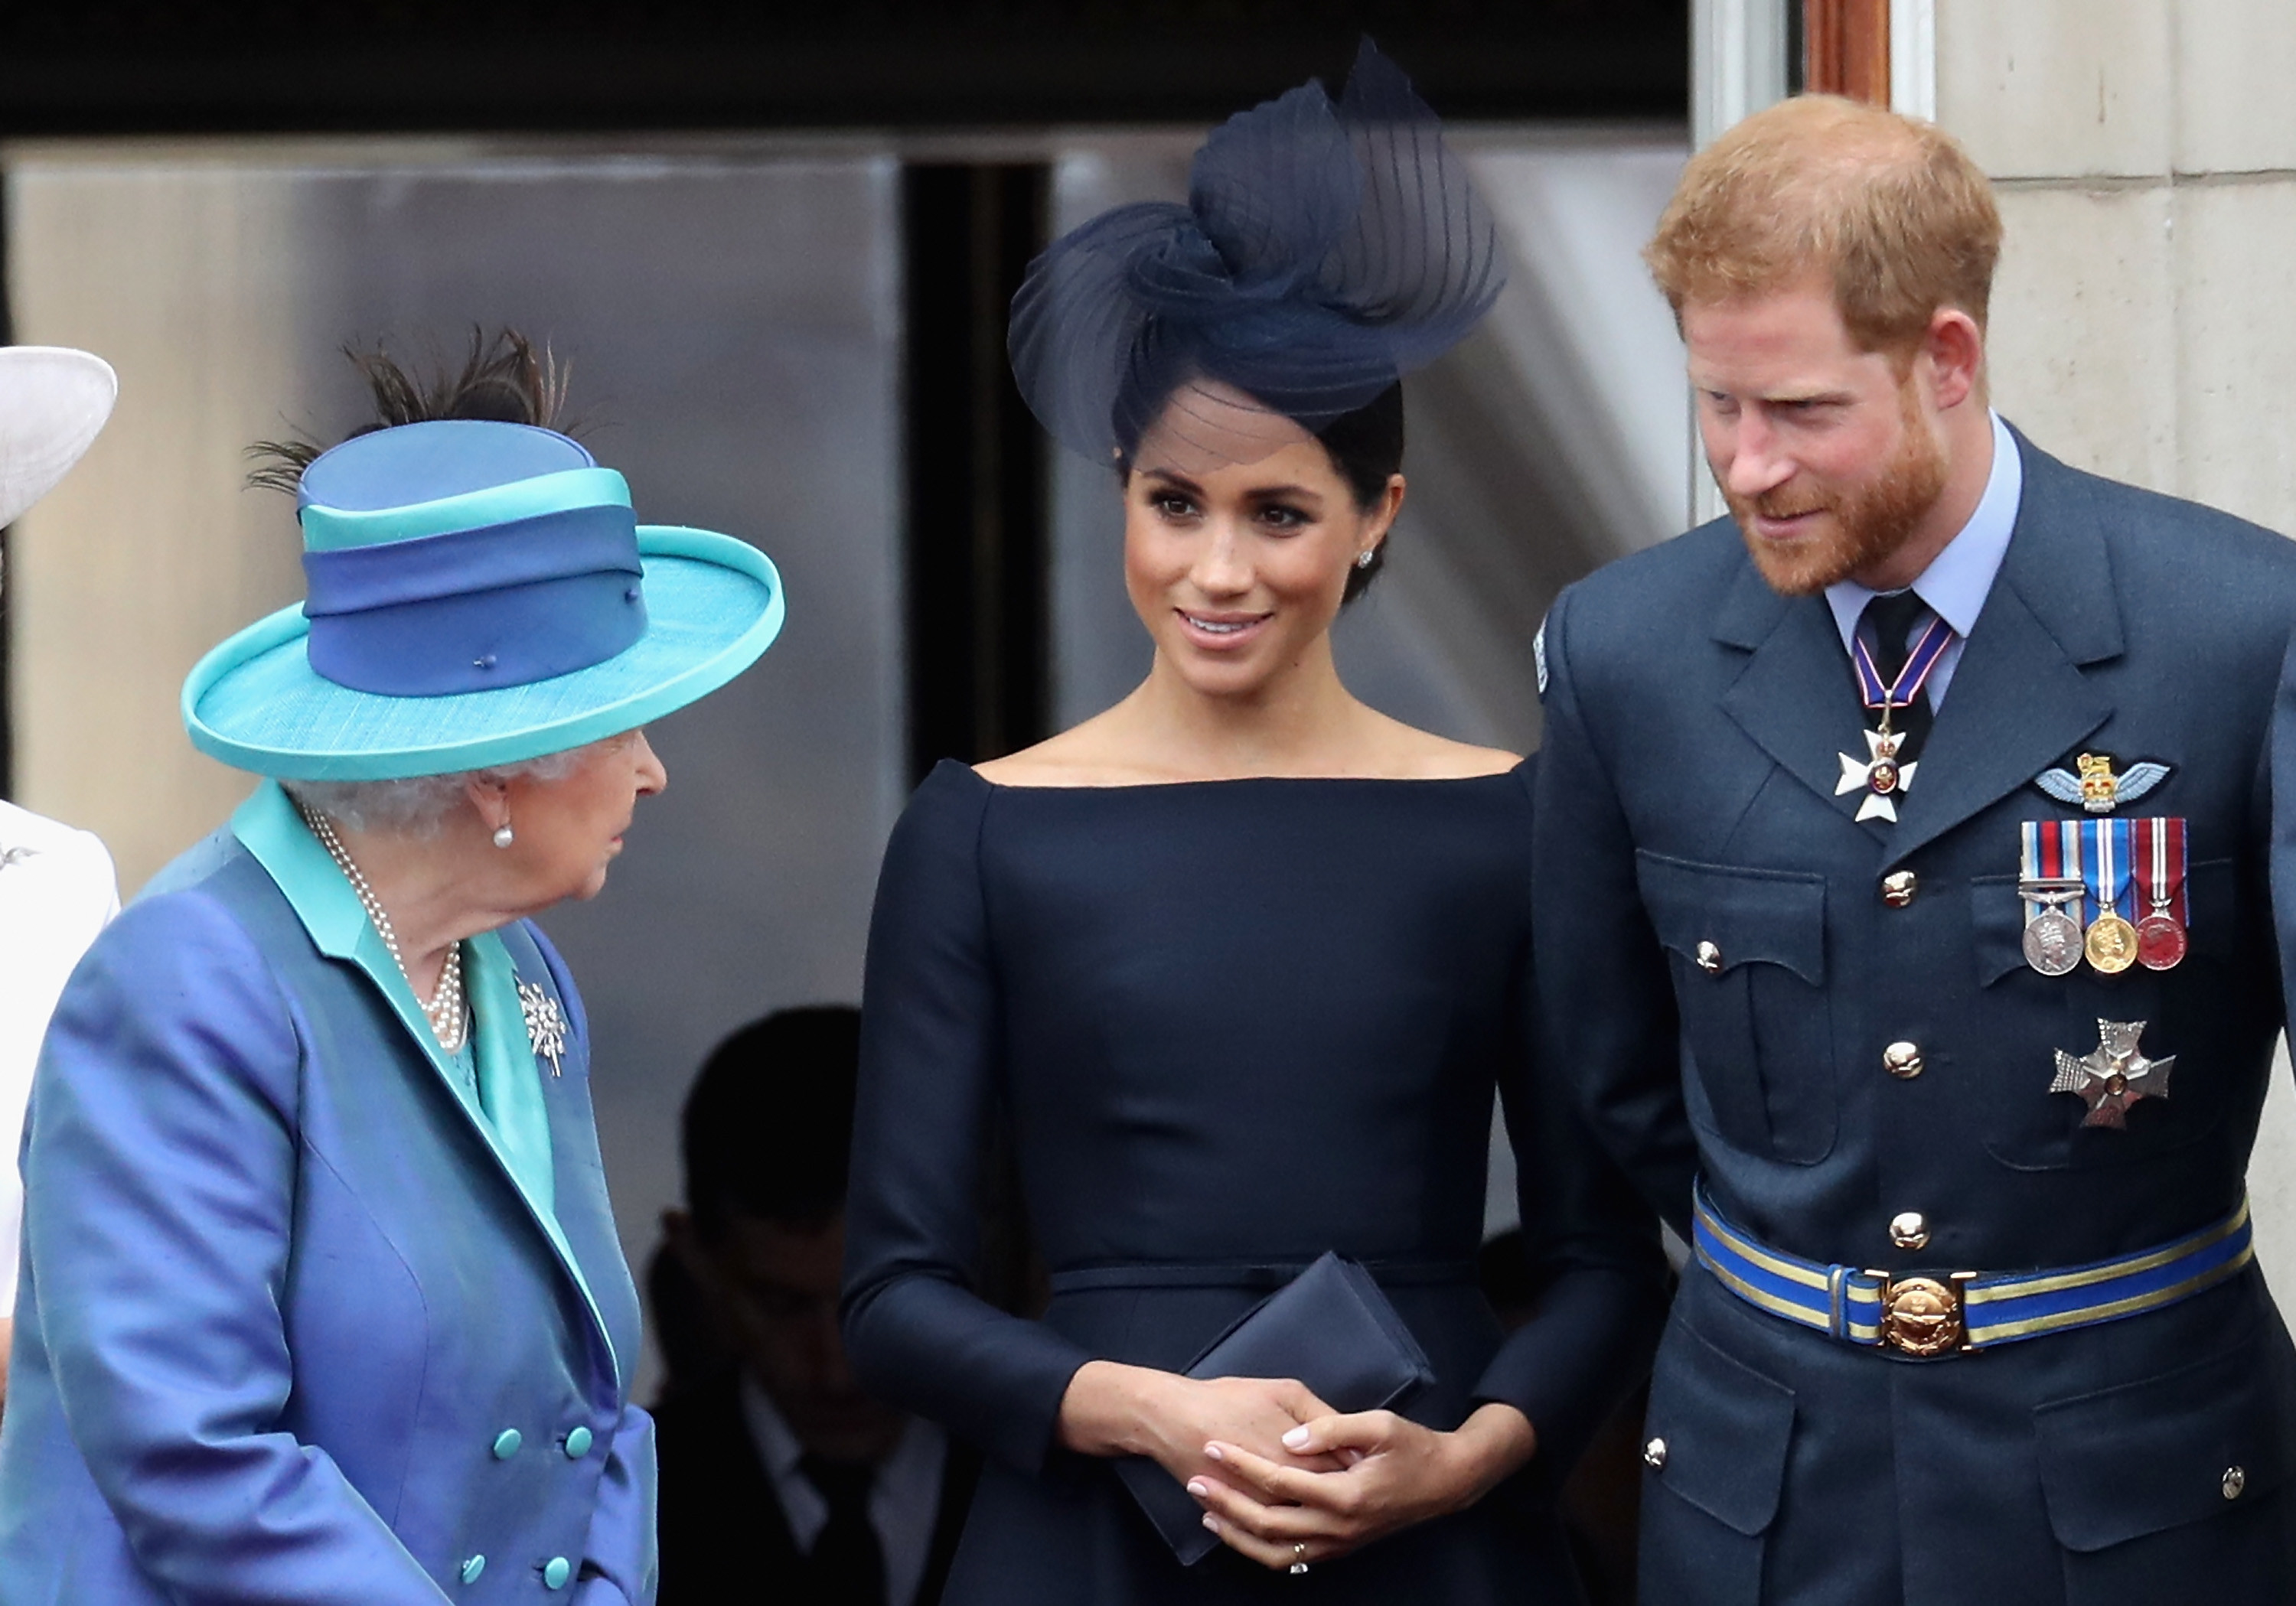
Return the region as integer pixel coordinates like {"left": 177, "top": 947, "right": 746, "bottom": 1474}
{"left": 1884, "top": 436, "right": 2121, "bottom": 865}
{"left": 493, "top": 921, "right": 632, "bottom": 1389}
{"left": 1714, "top": 559, "right": 1875, "bottom": 813}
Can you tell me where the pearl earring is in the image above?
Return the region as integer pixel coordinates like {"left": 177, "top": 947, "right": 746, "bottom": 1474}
{"left": 492, "top": 822, "right": 514, "bottom": 849}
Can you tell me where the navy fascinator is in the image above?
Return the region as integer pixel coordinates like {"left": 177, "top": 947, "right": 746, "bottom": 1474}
{"left": 1009, "top": 38, "right": 1505, "bottom": 468}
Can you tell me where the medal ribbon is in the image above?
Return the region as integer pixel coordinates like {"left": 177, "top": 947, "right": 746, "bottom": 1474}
{"left": 2082, "top": 818, "right": 2136, "bottom": 922}
{"left": 1851, "top": 611, "right": 1956, "bottom": 718}
{"left": 2134, "top": 816, "right": 2188, "bottom": 924}
{"left": 2021, "top": 819, "right": 2086, "bottom": 927}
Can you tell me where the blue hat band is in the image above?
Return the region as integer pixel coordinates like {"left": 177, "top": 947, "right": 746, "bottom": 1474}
{"left": 302, "top": 503, "right": 647, "bottom": 697}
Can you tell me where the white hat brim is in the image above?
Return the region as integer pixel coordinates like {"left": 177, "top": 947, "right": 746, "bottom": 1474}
{"left": 0, "top": 347, "right": 118, "bottom": 529}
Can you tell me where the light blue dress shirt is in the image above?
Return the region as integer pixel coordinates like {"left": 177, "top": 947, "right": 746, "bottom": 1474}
{"left": 1825, "top": 409, "right": 2024, "bottom": 711}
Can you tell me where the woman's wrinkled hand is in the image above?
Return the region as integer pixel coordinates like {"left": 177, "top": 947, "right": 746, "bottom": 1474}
{"left": 1186, "top": 1401, "right": 1538, "bottom": 1572}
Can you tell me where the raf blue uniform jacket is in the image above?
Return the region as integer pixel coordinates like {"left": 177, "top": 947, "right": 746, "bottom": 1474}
{"left": 0, "top": 820, "right": 655, "bottom": 1604}
{"left": 1535, "top": 429, "right": 2296, "bottom": 1604}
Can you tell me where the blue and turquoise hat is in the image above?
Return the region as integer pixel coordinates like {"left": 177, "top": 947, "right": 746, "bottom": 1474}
{"left": 183, "top": 419, "right": 784, "bottom": 780}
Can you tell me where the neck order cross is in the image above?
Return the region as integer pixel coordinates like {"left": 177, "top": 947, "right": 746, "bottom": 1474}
{"left": 297, "top": 803, "right": 470, "bottom": 1052}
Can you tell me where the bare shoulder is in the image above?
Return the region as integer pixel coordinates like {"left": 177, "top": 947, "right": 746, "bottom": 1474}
{"left": 1358, "top": 713, "right": 1522, "bottom": 780}
{"left": 972, "top": 712, "right": 1162, "bottom": 789}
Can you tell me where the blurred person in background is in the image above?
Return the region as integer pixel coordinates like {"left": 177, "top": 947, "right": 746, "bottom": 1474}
{"left": 0, "top": 345, "right": 122, "bottom": 1420}
{"left": 0, "top": 333, "right": 784, "bottom": 1604}
{"left": 655, "top": 1007, "right": 975, "bottom": 1605}
{"left": 842, "top": 44, "right": 1667, "bottom": 1604}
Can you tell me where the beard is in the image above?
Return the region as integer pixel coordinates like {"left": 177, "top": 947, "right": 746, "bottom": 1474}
{"left": 1724, "top": 383, "right": 1951, "bottom": 597}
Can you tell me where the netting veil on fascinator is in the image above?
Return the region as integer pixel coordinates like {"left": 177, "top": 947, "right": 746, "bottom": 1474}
{"left": 1009, "top": 37, "right": 1505, "bottom": 468}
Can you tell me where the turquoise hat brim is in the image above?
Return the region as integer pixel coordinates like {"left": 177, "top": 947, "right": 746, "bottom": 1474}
{"left": 183, "top": 526, "right": 784, "bottom": 780}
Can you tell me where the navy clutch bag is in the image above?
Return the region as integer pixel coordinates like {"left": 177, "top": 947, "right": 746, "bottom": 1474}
{"left": 1114, "top": 1252, "right": 1438, "bottom": 1565}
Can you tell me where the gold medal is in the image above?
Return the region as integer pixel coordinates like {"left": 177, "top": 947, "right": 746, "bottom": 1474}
{"left": 2085, "top": 912, "right": 2138, "bottom": 974}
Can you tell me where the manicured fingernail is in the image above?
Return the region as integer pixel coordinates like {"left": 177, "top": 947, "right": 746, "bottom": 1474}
{"left": 1204, "top": 1443, "right": 1225, "bottom": 1461}
{"left": 1283, "top": 1427, "right": 1310, "bottom": 1450}
{"left": 1187, "top": 1480, "right": 1210, "bottom": 1498}
{"left": 1202, "top": 1514, "right": 1221, "bottom": 1533}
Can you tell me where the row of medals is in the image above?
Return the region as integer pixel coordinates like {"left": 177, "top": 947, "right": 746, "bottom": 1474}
{"left": 2018, "top": 875, "right": 2187, "bottom": 977}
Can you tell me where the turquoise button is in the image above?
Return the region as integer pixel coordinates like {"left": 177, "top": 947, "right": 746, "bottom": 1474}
{"left": 543, "top": 1556, "right": 572, "bottom": 1590}
{"left": 491, "top": 1429, "right": 521, "bottom": 1460}
{"left": 563, "top": 1425, "right": 593, "bottom": 1458}
{"left": 459, "top": 1555, "right": 486, "bottom": 1584}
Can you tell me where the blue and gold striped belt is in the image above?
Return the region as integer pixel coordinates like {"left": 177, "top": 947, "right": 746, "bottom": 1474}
{"left": 1692, "top": 1184, "right": 2253, "bottom": 1357}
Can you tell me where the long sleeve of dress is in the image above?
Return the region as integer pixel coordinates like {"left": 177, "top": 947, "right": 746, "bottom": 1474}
{"left": 1466, "top": 761, "right": 1671, "bottom": 1481}
{"left": 842, "top": 767, "right": 1093, "bottom": 1475}
{"left": 21, "top": 892, "right": 452, "bottom": 1606}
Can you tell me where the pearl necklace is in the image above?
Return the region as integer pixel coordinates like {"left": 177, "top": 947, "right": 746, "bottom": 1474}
{"left": 298, "top": 805, "right": 470, "bottom": 1052}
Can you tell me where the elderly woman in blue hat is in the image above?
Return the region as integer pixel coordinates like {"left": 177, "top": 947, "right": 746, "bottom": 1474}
{"left": 0, "top": 337, "right": 782, "bottom": 1605}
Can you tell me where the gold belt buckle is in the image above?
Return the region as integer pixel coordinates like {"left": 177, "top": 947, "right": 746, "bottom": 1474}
{"left": 1868, "top": 1269, "right": 1978, "bottom": 1357}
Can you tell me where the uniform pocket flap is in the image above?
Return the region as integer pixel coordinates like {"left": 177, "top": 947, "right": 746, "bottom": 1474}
{"left": 1636, "top": 852, "right": 1826, "bottom": 985}
{"left": 2037, "top": 1335, "right": 2296, "bottom": 1552}
{"left": 1645, "top": 1322, "right": 1797, "bottom": 1536}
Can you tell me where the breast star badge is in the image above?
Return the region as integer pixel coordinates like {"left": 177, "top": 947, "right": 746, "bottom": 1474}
{"left": 2051, "top": 1018, "right": 2174, "bottom": 1129}
{"left": 2035, "top": 753, "right": 2170, "bottom": 815}
{"left": 1837, "top": 727, "right": 1917, "bottom": 823}
{"left": 518, "top": 979, "right": 569, "bottom": 1077}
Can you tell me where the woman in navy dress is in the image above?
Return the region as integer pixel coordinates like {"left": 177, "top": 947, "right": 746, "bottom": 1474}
{"left": 843, "top": 44, "right": 1668, "bottom": 1603}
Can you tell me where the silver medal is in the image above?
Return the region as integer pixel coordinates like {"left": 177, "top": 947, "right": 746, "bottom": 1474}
{"left": 2018, "top": 878, "right": 2085, "bottom": 977}
{"left": 2022, "top": 907, "right": 2083, "bottom": 976}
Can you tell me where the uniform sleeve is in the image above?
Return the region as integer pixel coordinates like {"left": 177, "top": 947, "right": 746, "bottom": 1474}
{"left": 1532, "top": 587, "right": 1701, "bottom": 1237}
{"left": 2271, "top": 627, "right": 2296, "bottom": 1056}
{"left": 23, "top": 892, "right": 450, "bottom": 1604}
{"left": 1470, "top": 757, "right": 1671, "bottom": 1481}
{"left": 841, "top": 767, "right": 1092, "bottom": 1474}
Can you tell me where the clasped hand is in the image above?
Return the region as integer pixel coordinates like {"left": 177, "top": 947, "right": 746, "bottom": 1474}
{"left": 1056, "top": 1361, "right": 1536, "bottom": 1574}
{"left": 1188, "top": 1400, "right": 1538, "bottom": 1572}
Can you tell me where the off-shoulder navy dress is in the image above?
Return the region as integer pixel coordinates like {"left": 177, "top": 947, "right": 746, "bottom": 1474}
{"left": 842, "top": 758, "right": 1667, "bottom": 1603}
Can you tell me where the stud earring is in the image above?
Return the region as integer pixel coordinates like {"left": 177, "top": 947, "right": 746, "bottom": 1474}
{"left": 1355, "top": 548, "right": 1378, "bottom": 570}
{"left": 492, "top": 822, "right": 514, "bottom": 849}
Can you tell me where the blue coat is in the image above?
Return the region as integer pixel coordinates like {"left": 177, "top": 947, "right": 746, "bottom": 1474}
{"left": 1534, "top": 429, "right": 2296, "bottom": 1603}
{"left": 0, "top": 803, "right": 655, "bottom": 1604}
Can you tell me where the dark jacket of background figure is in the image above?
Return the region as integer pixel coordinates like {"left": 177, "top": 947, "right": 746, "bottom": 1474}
{"left": 842, "top": 761, "right": 1670, "bottom": 1604}
{"left": 1535, "top": 425, "right": 2296, "bottom": 1605}
{"left": 653, "top": 1369, "right": 976, "bottom": 1605}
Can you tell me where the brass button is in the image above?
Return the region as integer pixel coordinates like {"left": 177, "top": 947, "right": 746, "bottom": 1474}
{"left": 1890, "top": 1212, "right": 1931, "bottom": 1251}
{"left": 1694, "top": 941, "right": 1723, "bottom": 975}
{"left": 2224, "top": 1465, "right": 2247, "bottom": 1500}
{"left": 1642, "top": 1437, "right": 1668, "bottom": 1470}
{"left": 1881, "top": 870, "right": 1918, "bottom": 907}
{"left": 1883, "top": 1041, "right": 1924, "bottom": 1080}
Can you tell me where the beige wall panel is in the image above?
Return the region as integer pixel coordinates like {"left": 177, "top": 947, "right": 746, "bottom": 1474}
{"left": 1935, "top": 0, "right": 2172, "bottom": 180}
{"left": 2174, "top": 0, "right": 2296, "bottom": 174}
{"left": 1985, "top": 184, "right": 2177, "bottom": 491}
{"left": 2172, "top": 179, "right": 2296, "bottom": 533}
{"left": 5, "top": 158, "right": 306, "bottom": 894}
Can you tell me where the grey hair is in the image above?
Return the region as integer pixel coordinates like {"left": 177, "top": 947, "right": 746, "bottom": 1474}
{"left": 281, "top": 748, "right": 585, "bottom": 837}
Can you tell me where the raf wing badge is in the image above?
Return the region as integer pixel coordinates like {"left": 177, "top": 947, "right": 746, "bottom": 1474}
{"left": 518, "top": 979, "right": 569, "bottom": 1076}
{"left": 2036, "top": 752, "right": 2170, "bottom": 814}
{"left": 1836, "top": 613, "right": 1954, "bottom": 823}
{"left": 2052, "top": 1018, "right": 2174, "bottom": 1129}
